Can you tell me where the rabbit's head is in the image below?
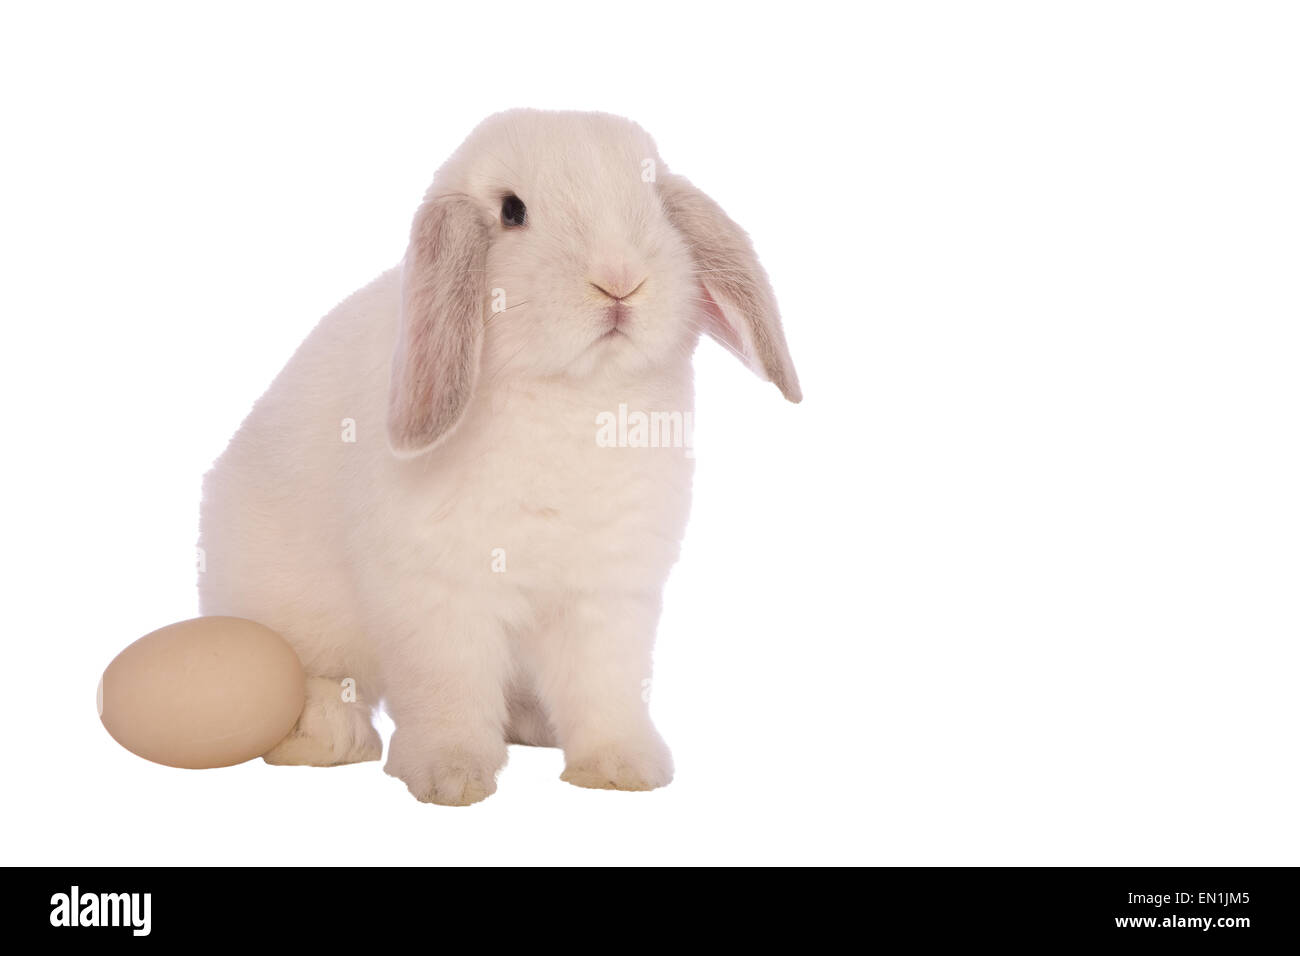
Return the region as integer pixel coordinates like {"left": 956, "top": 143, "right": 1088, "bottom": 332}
{"left": 388, "top": 109, "right": 800, "bottom": 457}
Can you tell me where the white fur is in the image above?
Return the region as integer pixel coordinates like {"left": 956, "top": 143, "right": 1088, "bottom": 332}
{"left": 198, "top": 109, "right": 797, "bottom": 804}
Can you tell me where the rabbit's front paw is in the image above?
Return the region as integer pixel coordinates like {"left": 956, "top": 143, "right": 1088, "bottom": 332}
{"left": 561, "top": 735, "right": 674, "bottom": 792}
{"left": 384, "top": 736, "right": 505, "bottom": 806}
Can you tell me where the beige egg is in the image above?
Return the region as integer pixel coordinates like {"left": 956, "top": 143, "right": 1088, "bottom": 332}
{"left": 99, "top": 616, "right": 305, "bottom": 769}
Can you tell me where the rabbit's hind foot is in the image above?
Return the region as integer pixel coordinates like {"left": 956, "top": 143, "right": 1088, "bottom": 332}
{"left": 263, "top": 676, "right": 382, "bottom": 766}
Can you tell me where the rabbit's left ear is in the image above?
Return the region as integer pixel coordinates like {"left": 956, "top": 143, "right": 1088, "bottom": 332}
{"left": 657, "top": 172, "right": 801, "bottom": 402}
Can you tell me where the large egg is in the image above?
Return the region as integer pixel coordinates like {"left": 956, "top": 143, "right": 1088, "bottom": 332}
{"left": 99, "top": 616, "right": 306, "bottom": 769}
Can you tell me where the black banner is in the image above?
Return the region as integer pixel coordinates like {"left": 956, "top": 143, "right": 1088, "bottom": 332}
{"left": 11, "top": 867, "right": 1295, "bottom": 944}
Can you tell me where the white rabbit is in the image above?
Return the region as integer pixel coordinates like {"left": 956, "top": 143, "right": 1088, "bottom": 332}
{"left": 197, "top": 109, "right": 800, "bottom": 804}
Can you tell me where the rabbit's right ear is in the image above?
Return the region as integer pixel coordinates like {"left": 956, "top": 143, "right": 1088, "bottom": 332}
{"left": 387, "top": 195, "right": 489, "bottom": 458}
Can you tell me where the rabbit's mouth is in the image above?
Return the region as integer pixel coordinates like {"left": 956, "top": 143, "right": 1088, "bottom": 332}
{"left": 594, "top": 303, "right": 631, "bottom": 343}
{"left": 604, "top": 302, "right": 628, "bottom": 328}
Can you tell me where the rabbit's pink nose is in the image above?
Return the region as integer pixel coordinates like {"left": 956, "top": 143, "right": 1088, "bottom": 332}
{"left": 589, "top": 273, "right": 647, "bottom": 302}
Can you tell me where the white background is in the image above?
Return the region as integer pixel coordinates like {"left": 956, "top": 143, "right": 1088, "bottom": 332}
{"left": 2, "top": 2, "right": 1297, "bottom": 866}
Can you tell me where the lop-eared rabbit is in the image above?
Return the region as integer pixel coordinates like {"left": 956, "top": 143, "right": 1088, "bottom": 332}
{"left": 199, "top": 109, "right": 799, "bottom": 804}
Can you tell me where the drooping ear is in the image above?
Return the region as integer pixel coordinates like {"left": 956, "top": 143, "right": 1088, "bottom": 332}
{"left": 657, "top": 172, "right": 801, "bottom": 402}
{"left": 387, "top": 194, "right": 489, "bottom": 457}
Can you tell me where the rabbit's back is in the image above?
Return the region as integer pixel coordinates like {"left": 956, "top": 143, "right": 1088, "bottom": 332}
{"left": 197, "top": 269, "right": 401, "bottom": 686}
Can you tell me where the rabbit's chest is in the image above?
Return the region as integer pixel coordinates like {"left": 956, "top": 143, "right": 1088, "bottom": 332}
{"left": 444, "top": 413, "right": 694, "bottom": 591}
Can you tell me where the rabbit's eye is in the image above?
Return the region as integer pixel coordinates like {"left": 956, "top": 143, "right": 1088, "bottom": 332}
{"left": 501, "top": 194, "right": 527, "bottom": 228}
